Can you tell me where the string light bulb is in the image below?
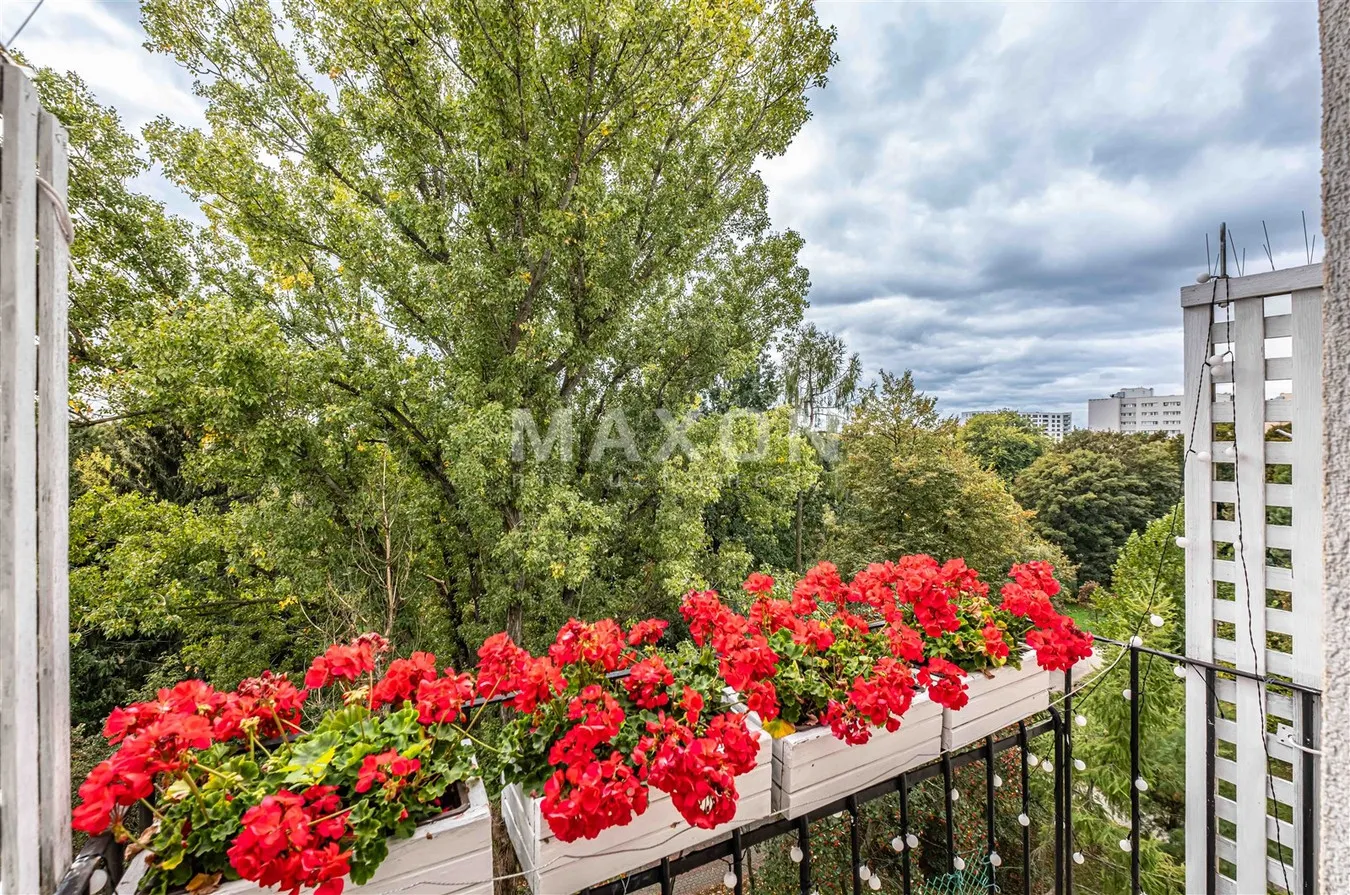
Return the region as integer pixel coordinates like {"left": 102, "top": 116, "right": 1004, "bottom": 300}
{"left": 859, "top": 866, "right": 871, "bottom": 882}
{"left": 1074, "top": 758, "right": 1086, "bottom": 771}
{"left": 1018, "top": 813, "right": 1031, "bottom": 827}
{"left": 906, "top": 833, "right": 919, "bottom": 849}
{"left": 1075, "top": 714, "right": 1087, "bottom": 727}
{"left": 891, "top": 836, "right": 905, "bottom": 852}
{"left": 1175, "top": 536, "right": 1190, "bottom": 548}
{"left": 868, "top": 876, "right": 882, "bottom": 891}
{"left": 1130, "top": 635, "right": 1144, "bottom": 648}
{"left": 1027, "top": 753, "right": 1040, "bottom": 767}
{"left": 724, "top": 871, "right": 738, "bottom": 889}
{"left": 1173, "top": 664, "right": 1186, "bottom": 678}
{"left": 1120, "top": 839, "right": 1133, "bottom": 853}
{"left": 790, "top": 846, "right": 803, "bottom": 863}
{"left": 993, "top": 774, "right": 1003, "bottom": 788}
{"left": 951, "top": 788, "right": 960, "bottom": 802}
{"left": 1193, "top": 451, "right": 1211, "bottom": 463}
{"left": 1135, "top": 777, "right": 1149, "bottom": 792}
{"left": 1073, "top": 852, "right": 1085, "bottom": 865}
{"left": 990, "top": 852, "right": 1003, "bottom": 868}
{"left": 953, "top": 856, "right": 966, "bottom": 871}
{"left": 1123, "top": 688, "right": 1133, "bottom": 701}
{"left": 1207, "top": 350, "right": 1224, "bottom": 363}
{"left": 1150, "top": 614, "right": 1164, "bottom": 628}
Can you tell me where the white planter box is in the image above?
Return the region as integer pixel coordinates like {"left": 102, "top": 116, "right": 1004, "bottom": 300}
{"left": 117, "top": 779, "right": 494, "bottom": 895}
{"left": 771, "top": 692, "right": 942, "bottom": 819}
{"left": 502, "top": 720, "right": 772, "bottom": 895}
{"left": 942, "top": 653, "right": 1050, "bottom": 752}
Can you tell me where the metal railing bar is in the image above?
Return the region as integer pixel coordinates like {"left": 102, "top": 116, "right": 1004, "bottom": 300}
{"left": 900, "top": 770, "right": 913, "bottom": 895}
{"left": 578, "top": 718, "right": 1058, "bottom": 895}
{"left": 1052, "top": 706, "right": 1064, "bottom": 895}
{"left": 942, "top": 752, "right": 956, "bottom": 874}
{"left": 1206, "top": 665, "right": 1218, "bottom": 895}
{"left": 847, "top": 794, "right": 861, "bottom": 895}
{"left": 984, "top": 735, "right": 997, "bottom": 894}
{"left": 1018, "top": 720, "right": 1032, "bottom": 895}
{"left": 1064, "top": 667, "right": 1076, "bottom": 895}
{"left": 796, "top": 815, "right": 812, "bottom": 895}
{"left": 1093, "top": 637, "right": 1322, "bottom": 695}
{"left": 1130, "top": 648, "right": 1141, "bottom": 893}
{"left": 732, "top": 827, "right": 744, "bottom": 895}
{"left": 1300, "top": 690, "right": 1316, "bottom": 895}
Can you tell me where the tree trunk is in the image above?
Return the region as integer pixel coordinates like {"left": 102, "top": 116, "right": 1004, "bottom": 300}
{"left": 795, "top": 492, "right": 804, "bottom": 572}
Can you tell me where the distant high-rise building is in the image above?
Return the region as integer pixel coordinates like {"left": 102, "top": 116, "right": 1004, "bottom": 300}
{"left": 958, "top": 409, "right": 1075, "bottom": 441}
{"left": 1087, "top": 387, "right": 1184, "bottom": 436}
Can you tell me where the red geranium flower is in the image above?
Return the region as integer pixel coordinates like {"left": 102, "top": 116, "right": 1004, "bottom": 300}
{"left": 623, "top": 656, "right": 674, "bottom": 710}
{"left": 742, "top": 572, "right": 775, "bottom": 595}
{"left": 626, "top": 619, "right": 669, "bottom": 646}
{"left": 304, "top": 635, "right": 385, "bottom": 690}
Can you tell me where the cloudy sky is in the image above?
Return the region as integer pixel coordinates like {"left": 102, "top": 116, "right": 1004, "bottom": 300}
{"left": 9, "top": 1, "right": 1323, "bottom": 421}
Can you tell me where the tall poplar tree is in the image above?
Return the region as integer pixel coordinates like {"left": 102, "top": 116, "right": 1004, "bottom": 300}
{"left": 132, "top": 0, "right": 836, "bottom": 650}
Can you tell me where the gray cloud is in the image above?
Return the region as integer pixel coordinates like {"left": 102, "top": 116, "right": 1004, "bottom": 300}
{"left": 12, "top": 1, "right": 1322, "bottom": 423}
{"left": 761, "top": 1, "right": 1322, "bottom": 420}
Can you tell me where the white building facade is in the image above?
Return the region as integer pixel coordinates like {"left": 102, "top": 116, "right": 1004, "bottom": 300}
{"left": 1087, "top": 387, "right": 1184, "bottom": 435}
{"left": 958, "top": 409, "right": 1074, "bottom": 441}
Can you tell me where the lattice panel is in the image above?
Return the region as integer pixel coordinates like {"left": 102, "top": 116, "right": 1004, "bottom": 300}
{"left": 1181, "top": 265, "right": 1323, "bottom": 895}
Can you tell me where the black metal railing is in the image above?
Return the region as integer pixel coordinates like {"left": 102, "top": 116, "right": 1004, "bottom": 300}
{"left": 578, "top": 637, "right": 1321, "bottom": 895}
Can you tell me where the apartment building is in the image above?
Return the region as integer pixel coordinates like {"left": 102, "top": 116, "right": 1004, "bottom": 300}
{"left": 958, "top": 409, "right": 1075, "bottom": 441}
{"left": 1087, "top": 387, "right": 1184, "bottom": 435}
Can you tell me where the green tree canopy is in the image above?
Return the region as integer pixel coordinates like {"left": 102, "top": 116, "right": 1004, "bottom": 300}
{"left": 829, "top": 372, "right": 1071, "bottom": 581}
{"left": 1073, "top": 505, "right": 1186, "bottom": 894}
{"left": 1013, "top": 431, "right": 1181, "bottom": 586}
{"left": 121, "top": 0, "right": 837, "bottom": 652}
{"left": 38, "top": 0, "right": 838, "bottom": 740}
{"left": 956, "top": 409, "right": 1050, "bottom": 481}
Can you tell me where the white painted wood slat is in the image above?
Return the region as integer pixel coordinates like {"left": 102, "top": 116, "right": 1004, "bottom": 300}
{"left": 37, "top": 107, "right": 72, "bottom": 893}
{"left": 1216, "top": 756, "right": 1298, "bottom": 807}
{"left": 1180, "top": 263, "right": 1321, "bottom": 306}
{"left": 1289, "top": 287, "right": 1323, "bottom": 691}
{"left": 0, "top": 61, "right": 43, "bottom": 895}
{"left": 1265, "top": 314, "right": 1293, "bottom": 338}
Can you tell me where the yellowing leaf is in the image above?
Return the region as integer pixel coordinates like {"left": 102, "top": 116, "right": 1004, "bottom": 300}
{"left": 763, "top": 718, "right": 796, "bottom": 739}
{"left": 186, "top": 873, "right": 222, "bottom": 894}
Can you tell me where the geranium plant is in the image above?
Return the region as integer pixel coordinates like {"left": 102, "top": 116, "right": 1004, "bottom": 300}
{"left": 693, "top": 556, "right": 1094, "bottom": 739}
{"left": 494, "top": 618, "right": 762, "bottom": 842}
{"left": 679, "top": 566, "right": 919, "bottom": 745}
{"left": 73, "top": 633, "right": 481, "bottom": 895}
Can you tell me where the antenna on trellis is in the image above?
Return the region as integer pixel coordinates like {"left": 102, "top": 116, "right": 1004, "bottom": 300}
{"left": 1218, "top": 222, "right": 1228, "bottom": 279}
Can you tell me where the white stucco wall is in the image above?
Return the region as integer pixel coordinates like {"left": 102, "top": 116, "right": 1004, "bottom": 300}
{"left": 1321, "top": 0, "right": 1350, "bottom": 890}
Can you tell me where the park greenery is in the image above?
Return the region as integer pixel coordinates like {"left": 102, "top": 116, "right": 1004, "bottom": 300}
{"left": 35, "top": 1, "right": 1185, "bottom": 890}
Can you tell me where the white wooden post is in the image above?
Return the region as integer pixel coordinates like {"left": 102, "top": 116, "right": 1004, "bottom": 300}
{"left": 1181, "top": 263, "right": 1324, "bottom": 895}
{"left": 37, "top": 104, "right": 72, "bottom": 893}
{"left": 1, "top": 59, "right": 43, "bottom": 895}
{"left": 0, "top": 60, "right": 72, "bottom": 894}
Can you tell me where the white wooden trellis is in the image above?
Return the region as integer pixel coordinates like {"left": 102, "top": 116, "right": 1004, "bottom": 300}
{"left": 1181, "top": 263, "right": 1323, "bottom": 895}
{"left": 0, "top": 60, "right": 72, "bottom": 895}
